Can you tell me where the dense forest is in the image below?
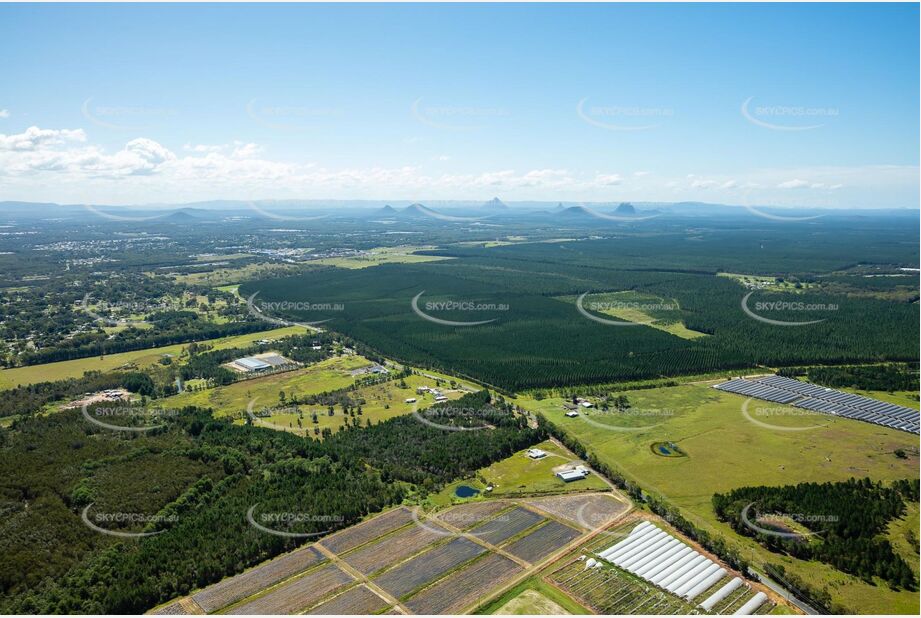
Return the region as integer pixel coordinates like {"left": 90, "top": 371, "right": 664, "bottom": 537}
{"left": 713, "top": 478, "right": 919, "bottom": 590}
{"left": 0, "top": 390, "right": 543, "bottom": 613}
{"left": 780, "top": 363, "right": 919, "bottom": 393}
{"left": 241, "top": 247, "right": 919, "bottom": 390}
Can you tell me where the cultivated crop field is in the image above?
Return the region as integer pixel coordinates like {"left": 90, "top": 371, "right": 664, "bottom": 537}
{"left": 191, "top": 545, "right": 324, "bottom": 613}
{"left": 435, "top": 500, "right": 511, "bottom": 529}
{"left": 404, "top": 553, "right": 523, "bottom": 614}
{"left": 320, "top": 506, "right": 414, "bottom": 554}
{"left": 372, "top": 536, "right": 486, "bottom": 598}
{"left": 226, "top": 563, "right": 353, "bottom": 614}
{"left": 468, "top": 506, "right": 545, "bottom": 546}
{"left": 305, "top": 584, "right": 390, "bottom": 615}
{"left": 342, "top": 519, "right": 450, "bottom": 575}
{"left": 503, "top": 520, "right": 582, "bottom": 564}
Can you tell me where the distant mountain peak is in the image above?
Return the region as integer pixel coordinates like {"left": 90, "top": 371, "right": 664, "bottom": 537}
{"left": 482, "top": 197, "right": 509, "bottom": 210}
{"left": 615, "top": 202, "right": 637, "bottom": 215}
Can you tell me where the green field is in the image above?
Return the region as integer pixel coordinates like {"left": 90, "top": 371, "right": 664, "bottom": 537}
{"left": 0, "top": 326, "right": 305, "bottom": 389}
{"left": 429, "top": 439, "right": 610, "bottom": 507}
{"left": 479, "top": 577, "right": 590, "bottom": 615}
{"left": 244, "top": 370, "right": 477, "bottom": 437}
{"left": 309, "top": 245, "right": 451, "bottom": 269}
{"left": 564, "top": 290, "right": 708, "bottom": 340}
{"left": 166, "top": 354, "right": 373, "bottom": 418}
{"left": 518, "top": 384, "right": 920, "bottom": 614}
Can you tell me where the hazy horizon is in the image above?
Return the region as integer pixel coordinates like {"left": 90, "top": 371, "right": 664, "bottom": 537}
{"left": 1, "top": 3, "right": 918, "bottom": 209}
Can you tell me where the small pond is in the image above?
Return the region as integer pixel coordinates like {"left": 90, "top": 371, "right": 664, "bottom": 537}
{"left": 455, "top": 485, "right": 480, "bottom": 498}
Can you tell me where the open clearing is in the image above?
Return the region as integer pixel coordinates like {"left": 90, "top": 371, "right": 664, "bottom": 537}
{"left": 429, "top": 439, "right": 608, "bottom": 506}
{"left": 0, "top": 326, "right": 303, "bottom": 389}
{"left": 521, "top": 382, "right": 919, "bottom": 614}
{"left": 558, "top": 290, "right": 708, "bottom": 340}
{"left": 167, "top": 354, "right": 374, "bottom": 418}
{"left": 309, "top": 245, "right": 452, "bottom": 269}
{"left": 249, "top": 370, "right": 475, "bottom": 438}
{"left": 494, "top": 588, "right": 572, "bottom": 615}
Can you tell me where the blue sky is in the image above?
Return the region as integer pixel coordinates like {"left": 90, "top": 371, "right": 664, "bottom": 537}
{"left": 0, "top": 2, "right": 917, "bottom": 207}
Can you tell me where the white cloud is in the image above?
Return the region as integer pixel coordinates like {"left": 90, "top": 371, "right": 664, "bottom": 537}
{"left": 595, "top": 173, "right": 623, "bottom": 186}
{"left": 777, "top": 179, "right": 810, "bottom": 189}
{"left": 0, "top": 109, "right": 9, "bottom": 119}
{"left": 0, "top": 125, "right": 914, "bottom": 208}
{"left": 691, "top": 179, "right": 718, "bottom": 189}
{"left": 0, "top": 126, "right": 86, "bottom": 151}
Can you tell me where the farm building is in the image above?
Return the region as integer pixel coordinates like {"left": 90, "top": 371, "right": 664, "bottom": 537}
{"left": 225, "top": 352, "right": 297, "bottom": 374}
{"left": 565, "top": 411, "right": 579, "bottom": 418}
{"left": 556, "top": 467, "right": 588, "bottom": 482}
{"left": 527, "top": 448, "right": 547, "bottom": 459}
{"left": 580, "top": 401, "right": 593, "bottom": 408}
{"left": 405, "top": 398, "right": 417, "bottom": 403}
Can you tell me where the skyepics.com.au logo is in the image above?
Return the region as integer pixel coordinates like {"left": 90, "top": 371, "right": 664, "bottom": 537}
{"left": 409, "top": 506, "right": 513, "bottom": 538}
{"left": 81, "top": 97, "right": 177, "bottom": 130}
{"left": 411, "top": 291, "right": 508, "bottom": 327}
{"left": 81, "top": 505, "right": 178, "bottom": 538}
{"left": 577, "top": 97, "right": 674, "bottom": 131}
{"left": 740, "top": 502, "right": 837, "bottom": 540}
{"left": 741, "top": 97, "right": 838, "bottom": 131}
{"left": 246, "top": 292, "right": 344, "bottom": 327}
{"left": 741, "top": 398, "right": 828, "bottom": 432}
{"left": 577, "top": 407, "right": 674, "bottom": 433}
{"left": 246, "top": 99, "right": 343, "bottom": 131}
{"left": 82, "top": 404, "right": 179, "bottom": 432}
{"left": 576, "top": 293, "right": 677, "bottom": 326}
{"left": 741, "top": 292, "right": 837, "bottom": 326}
{"left": 411, "top": 405, "right": 492, "bottom": 432}
{"left": 246, "top": 505, "right": 344, "bottom": 538}
{"left": 411, "top": 97, "right": 509, "bottom": 131}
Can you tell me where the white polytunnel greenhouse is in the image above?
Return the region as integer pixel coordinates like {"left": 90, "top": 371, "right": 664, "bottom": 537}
{"left": 595, "top": 522, "right": 768, "bottom": 614}
{"left": 699, "top": 577, "right": 744, "bottom": 611}
{"left": 734, "top": 591, "right": 768, "bottom": 615}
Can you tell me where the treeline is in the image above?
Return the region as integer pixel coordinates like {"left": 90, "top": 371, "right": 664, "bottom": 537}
{"left": 779, "top": 363, "right": 919, "bottom": 393}
{"left": 323, "top": 390, "right": 542, "bottom": 486}
{"left": 713, "top": 478, "right": 919, "bottom": 590}
{"left": 17, "top": 319, "right": 269, "bottom": 366}
{"left": 1, "top": 390, "right": 542, "bottom": 613}
{"left": 0, "top": 371, "right": 155, "bottom": 418}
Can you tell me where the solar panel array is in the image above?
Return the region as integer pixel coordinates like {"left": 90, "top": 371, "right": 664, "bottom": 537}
{"left": 714, "top": 375, "right": 919, "bottom": 434}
